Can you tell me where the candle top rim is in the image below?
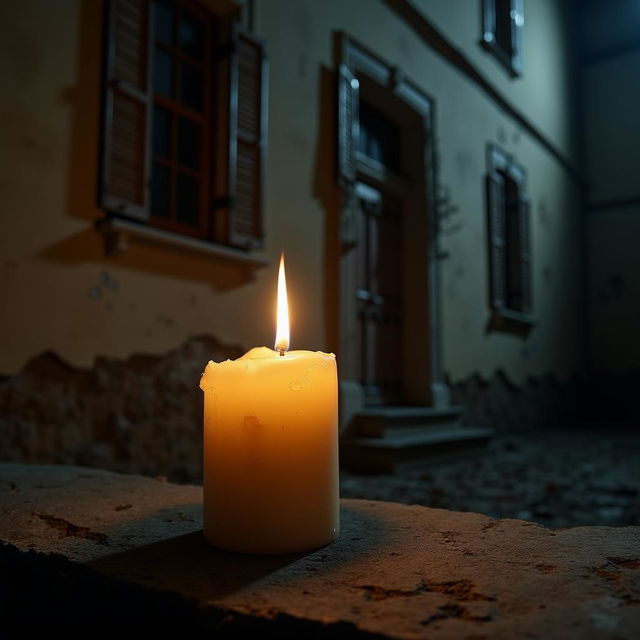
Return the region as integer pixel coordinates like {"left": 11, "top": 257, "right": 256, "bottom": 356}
{"left": 200, "top": 347, "right": 336, "bottom": 390}
{"left": 217, "top": 346, "right": 335, "bottom": 363}
{"left": 242, "top": 346, "right": 334, "bottom": 359}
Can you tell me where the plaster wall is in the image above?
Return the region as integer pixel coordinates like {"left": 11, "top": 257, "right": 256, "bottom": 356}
{"left": 583, "top": 49, "right": 640, "bottom": 373}
{"left": 411, "top": 0, "right": 581, "bottom": 162}
{"left": 255, "top": 0, "right": 584, "bottom": 385}
{"left": 0, "top": 0, "right": 584, "bottom": 388}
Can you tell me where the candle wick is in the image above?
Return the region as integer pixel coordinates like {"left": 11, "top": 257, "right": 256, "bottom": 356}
{"left": 278, "top": 348, "right": 285, "bottom": 357}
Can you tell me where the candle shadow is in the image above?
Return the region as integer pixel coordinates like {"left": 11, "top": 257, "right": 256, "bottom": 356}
{"left": 88, "top": 502, "right": 392, "bottom": 602}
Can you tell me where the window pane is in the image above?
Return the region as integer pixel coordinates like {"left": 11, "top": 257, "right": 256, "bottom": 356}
{"left": 179, "top": 11, "right": 204, "bottom": 60}
{"left": 153, "top": 47, "right": 174, "bottom": 98}
{"left": 151, "top": 163, "right": 170, "bottom": 218}
{"left": 177, "top": 117, "right": 200, "bottom": 169}
{"left": 358, "top": 102, "right": 400, "bottom": 171}
{"left": 154, "top": 0, "right": 175, "bottom": 44}
{"left": 152, "top": 105, "right": 171, "bottom": 159}
{"left": 495, "top": 0, "right": 513, "bottom": 54}
{"left": 176, "top": 173, "right": 199, "bottom": 226}
{"left": 179, "top": 62, "right": 203, "bottom": 111}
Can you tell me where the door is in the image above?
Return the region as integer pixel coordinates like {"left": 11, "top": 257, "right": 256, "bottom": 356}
{"left": 337, "top": 40, "right": 448, "bottom": 425}
{"left": 355, "top": 181, "right": 403, "bottom": 405}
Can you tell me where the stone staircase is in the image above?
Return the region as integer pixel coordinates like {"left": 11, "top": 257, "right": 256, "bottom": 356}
{"left": 341, "top": 405, "right": 494, "bottom": 474}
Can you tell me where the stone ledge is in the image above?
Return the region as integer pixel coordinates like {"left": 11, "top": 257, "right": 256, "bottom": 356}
{"left": 1, "top": 463, "right": 639, "bottom": 637}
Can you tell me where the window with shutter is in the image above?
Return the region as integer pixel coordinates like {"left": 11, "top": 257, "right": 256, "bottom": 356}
{"left": 99, "top": 0, "right": 267, "bottom": 251}
{"left": 481, "top": 0, "right": 524, "bottom": 77}
{"left": 486, "top": 145, "right": 533, "bottom": 326}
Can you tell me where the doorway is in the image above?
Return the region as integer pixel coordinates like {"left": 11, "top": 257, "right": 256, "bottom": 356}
{"left": 336, "top": 35, "right": 449, "bottom": 428}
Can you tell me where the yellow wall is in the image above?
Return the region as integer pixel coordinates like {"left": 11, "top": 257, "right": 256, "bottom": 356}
{"left": 0, "top": 0, "right": 585, "bottom": 386}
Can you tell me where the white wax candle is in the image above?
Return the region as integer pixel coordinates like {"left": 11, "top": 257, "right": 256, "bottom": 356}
{"left": 200, "top": 346, "right": 339, "bottom": 553}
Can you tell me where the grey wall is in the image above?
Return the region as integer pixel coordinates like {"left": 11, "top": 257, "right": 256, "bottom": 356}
{"left": 582, "top": 1, "right": 640, "bottom": 372}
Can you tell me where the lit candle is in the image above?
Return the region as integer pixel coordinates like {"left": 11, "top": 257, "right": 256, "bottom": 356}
{"left": 200, "top": 254, "right": 339, "bottom": 553}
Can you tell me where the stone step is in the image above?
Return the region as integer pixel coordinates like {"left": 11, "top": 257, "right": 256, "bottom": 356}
{"left": 354, "top": 405, "right": 464, "bottom": 438}
{"left": 341, "top": 425, "right": 494, "bottom": 474}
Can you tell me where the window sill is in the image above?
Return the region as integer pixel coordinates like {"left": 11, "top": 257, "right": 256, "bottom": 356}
{"left": 489, "top": 307, "right": 536, "bottom": 335}
{"left": 479, "top": 39, "right": 521, "bottom": 79}
{"left": 97, "top": 217, "right": 268, "bottom": 275}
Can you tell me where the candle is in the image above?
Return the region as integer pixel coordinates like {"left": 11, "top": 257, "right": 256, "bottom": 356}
{"left": 200, "top": 254, "right": 339, "bottom": 553}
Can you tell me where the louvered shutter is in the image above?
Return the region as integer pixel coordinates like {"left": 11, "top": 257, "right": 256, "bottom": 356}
{"left": 100, "top": 0, "right": 151, "bottom": 220}
{"left": 337, "top": 63, "right": 359, "bottom": 185}
{"left": 222, "top": 25, "right": 268, "bottom": 250}
{"left": 519, "top": 197, "right": 532, "bottom": 313}
{"left": 486, "top": 172, "right": 506, "bottom": 310}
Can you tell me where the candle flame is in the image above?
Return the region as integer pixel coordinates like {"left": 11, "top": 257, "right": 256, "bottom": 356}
{"left": 275, "top": 252, "right": 290, "bottom": 355}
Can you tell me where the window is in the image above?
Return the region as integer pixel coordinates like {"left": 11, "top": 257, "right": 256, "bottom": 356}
{"left": 151, "top": 0, "right": 210, "bottom": 235}
{"left": 358, "top": 102, "right": 400, "bottom": 172}
{"left": 486, "top": 145, "right": 532, "bottom": 323}
{"left": 481, "top": 0, "right": 524, "bottom": 77}
{"left": 100, "top": 0, "right": 267, "bottom": 250}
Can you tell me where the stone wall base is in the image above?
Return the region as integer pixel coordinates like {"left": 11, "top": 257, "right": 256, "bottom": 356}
{"left": 2, "top": 341, "right": 638, "bottom": 483}
{"left": 0, "top": 337, "right": 240, "bottom": 483}
{"left": 450, "top": 370, "right": 640, "bottom": 433}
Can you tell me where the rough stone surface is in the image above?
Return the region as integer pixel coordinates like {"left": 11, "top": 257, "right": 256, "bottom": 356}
{"left": 2, "top": 464, "right": 639, "bottom": 637}
{"left": 0, "top": 336, "right": 240, "bottom": 482}
{"left": 450, "top": 371, "right": 585, "bottom": 434}
{"left": 451, "top": 370, "right": 640, "bottom": 434}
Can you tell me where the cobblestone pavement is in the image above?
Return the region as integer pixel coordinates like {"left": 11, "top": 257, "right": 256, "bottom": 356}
{"left": 340, "top": 426, "right": 640, "bottom": 529}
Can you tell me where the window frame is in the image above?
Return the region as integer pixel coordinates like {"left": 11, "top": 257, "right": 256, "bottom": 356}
{"left": 481, "top": 0, "right": 524, "bottom": 77}
{"left": 98, "top": 0, "right": 267, "bottom": 256}
{"left": 486, "top": 144, "right": 534, "bottom": 331}
{"left": 149, "top": 0, "right": 214, "bottom": 240}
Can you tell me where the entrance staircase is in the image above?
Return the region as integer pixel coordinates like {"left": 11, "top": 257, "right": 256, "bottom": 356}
{"left": 341, "top": 405, "right": 494, "bottom": 474}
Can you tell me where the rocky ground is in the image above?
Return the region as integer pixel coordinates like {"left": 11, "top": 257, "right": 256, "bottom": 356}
{"left": 340, "top": 426, "right": 640, "bottom": 529}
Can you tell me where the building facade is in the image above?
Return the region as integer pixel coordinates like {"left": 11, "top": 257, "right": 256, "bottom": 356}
{"left": 0, "top": 0, "right": 597, "bottom": 475}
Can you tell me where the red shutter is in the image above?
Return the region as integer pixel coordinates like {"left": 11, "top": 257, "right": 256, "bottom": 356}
{"left": 519, "top": 197, "right": 532, "bottom": 313}
{"left": 100, "top": 0, "right": 152, "bottom": 220}
{"left": 486, "top": 172, "right": 506, "bottom": 310}
{"left": 222, "top": 24, "right": 267, "bottom": 250}
{"left": 337, "top": 63, "right": 359, "bottom": 186}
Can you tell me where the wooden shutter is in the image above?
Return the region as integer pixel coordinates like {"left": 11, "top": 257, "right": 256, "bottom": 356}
{"left": 518, "top": 197, "right": 532, "bottom": 313}
{"left": 222, "top": 25, "right": 268, "bottom": 250}
{"left": 100, "top": 0, "right": 152, "bottom": 220}
{"left": 486, "top": 172, "right": 506, "bottom": 310}
{"left": 337, "top": 63, "right": 359, "bottom": 185}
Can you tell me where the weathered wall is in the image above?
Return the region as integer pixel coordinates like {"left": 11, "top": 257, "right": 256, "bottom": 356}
{"left": 0, "top": 0, "right": 318, "bottom": 376}
{"left": 0, "top": 0, "right": 584, "bottom": 391}
{"left": 412, "top": 0, "right": 581, "bottom": 162}
{"left": 0, "top": 336, "right": 238, "bottom": 482}
{"left": 451, "top": 372, "right": 586, "bottom": 435}
{"left": 247, "top": 0, "right": 585, "bottom": 386}
{"left": 583, "top": 45, "right": 640, "bottom": 372}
